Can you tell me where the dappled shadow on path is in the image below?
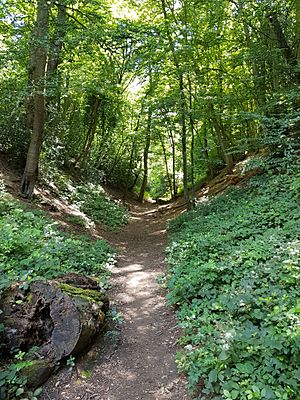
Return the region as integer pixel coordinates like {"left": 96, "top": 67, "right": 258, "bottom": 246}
{"left": 41, "top": 204, "right": 188, "bottom": 400}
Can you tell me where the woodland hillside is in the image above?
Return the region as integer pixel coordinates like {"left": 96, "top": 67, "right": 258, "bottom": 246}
{"left": 0, "top": 0, "right": 300, "bottom": 399}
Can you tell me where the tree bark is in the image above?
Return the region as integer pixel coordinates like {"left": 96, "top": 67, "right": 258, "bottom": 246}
{"left": 268, "top": 12, "right": 296, "bottom": 68}
{"left": 187, "top": 75, "right": 195, "bottom": 205}
{"left": 202, "top": 122, "right": 214, "bottom": 179}
{"left": 21, "top": 0, "right": 51, "bottom": 198}
{"left": 139, "top": 108, "right": 152, "bottom": 202}
{"left": 74, "top": 95, "right": 101, "bottom": 167}
{"left": 268, "top": 10, "right": 300, "bottom": 85}
{"left": 47, "top": 2, "right": 67, "bottom": 74}
{"left": 161, "top": 0, "right": 190, "bottom": 209}
{"left": 46, "top": 1, "right": 67, "bottom": 117}
{"left": 164, "top": 111, "right": 177, "bottom": 198}
{"left": 158, "top": 132, "right": 173, "bottom": 198}
{"left": 124, "top": 103, "right": 144, "bottom": 198}
{"left": 208, "top": 102, "right": 233, "bottom": 173}
{"left": 0, "top": 274, "right": 108, "bottom": 389}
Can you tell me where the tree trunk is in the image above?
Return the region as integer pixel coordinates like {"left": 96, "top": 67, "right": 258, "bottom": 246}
{"left": 187, "top": 75, "right": 195, "bottom": 206}
{"left": 164, "top": 111, "right": 177, "bottom": 198}
{"left": 124, "top": 104, "right": 144, "bottom": 198}
{"left": 158, "top": 132, "right": 173, "bottom": 198}
{"left": 161, "top": 0, "right": 190, "bottom": 209}
{"left": 46, "top": 1, "right": 67, "bottom": 117}
{"left": 47, "top": 2, "right": 67, "bottom": 75}
{"left": 139, "top": 108, "right": 152, "bottom": 202}
{"left": 74, "top": 95, "right": 101, "bottom": 167}
{"left": 169, "top": 128, "right": 177, "bottom": 198}
{"left": 0, "top": 274, "right": 108, "bottom": 390}
{"left": 268, "top": 11, "right": 296, "bottom": 68}
{"left": 202, "top": 122, "right": 214, "bottom": 179}
{"left": 208, "top": 102, "right": 233, "bottom": 173}
{"left": 268, "top": 10, "right": 300, "bottom": 85}
{"left": 21, "top": 0, "right": 51, "bottom": 198}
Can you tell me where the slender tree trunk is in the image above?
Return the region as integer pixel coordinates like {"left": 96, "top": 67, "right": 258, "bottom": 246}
{"left": 158, "top": 132, "right": 173, "bottom": 198}
{"left": 107, "top": 137, "right": 127, "bottom": 179}
{"left": 161, "top": 0, "right": 190, "bottom": 209}
{"left": 202, "top": 123, "right": 214, "bottom": 179}
{"left": 208, "top": 102, "right": 233, "bottom": 173}
{"left": 238, "top": 1, "right": 266, "bottom": 110}
{"left": 47, "top": 1, "right": 67, "bottom": 115}
{"left": 163, "top": 111, "right": 177, "bottom": 198}
{"left": 179, "top": 74, "right": 190, "bottom": 208}
{"left": 139, "top": 108, "right": 152, "bottom": 202}
{"left": 21, "top": 0, "right": 52, "bottom": 198}
{"left": 187, "top": 75, "right": 195, "bottom": 205}
{"left": 124, "top": 142, "right": 136, "bottom": 198}
{"left": 74, "top": 96, "right": 101, "bottom": 167}
{"left": 168, "top": 127, "right": 177, "bottom": 198}
{"left": 123, "top": 106, "right": 143, "bottom": 198}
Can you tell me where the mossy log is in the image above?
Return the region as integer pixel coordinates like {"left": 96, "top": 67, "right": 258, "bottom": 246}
{"left": 0, "top": 273, "right": 109, "bottom": 388}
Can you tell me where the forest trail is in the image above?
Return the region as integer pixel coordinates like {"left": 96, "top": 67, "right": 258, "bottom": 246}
{"left": 41, "top": 202, "right": 189, "bottom": 400}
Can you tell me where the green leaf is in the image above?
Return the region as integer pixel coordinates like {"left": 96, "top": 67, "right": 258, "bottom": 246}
{"left": 236, "top": 362, "right": 255, "bottom": 374}
{"left": 15, "top": 387, "right": 24, "bottom": 396}
{"left": 33, "top": 387, "right": 43, "bottom": 396}
{"left": 218, "top": 351, "right": 229, "bottom": 361}
{"left": 231, "top": 390, "right": 239, "bottom": 399}
{"left": 208, "top": 369, "right": 218, "bottom": 383}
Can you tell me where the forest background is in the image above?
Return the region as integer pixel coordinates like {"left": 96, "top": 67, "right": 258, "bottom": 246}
{"left": 1, "top": 0, "right": 299, "bottom": 203}
{"left": 0, "top": 1, "right": 300, "bottom": 399}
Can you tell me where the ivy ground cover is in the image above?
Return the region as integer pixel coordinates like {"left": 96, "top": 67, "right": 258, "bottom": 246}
{"left": 166, "top": 169, "right": 300, "bottom": 400}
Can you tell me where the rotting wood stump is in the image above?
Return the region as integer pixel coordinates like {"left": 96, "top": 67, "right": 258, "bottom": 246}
{"left": 0, "top": 273, "right": 109, "bottom": 389}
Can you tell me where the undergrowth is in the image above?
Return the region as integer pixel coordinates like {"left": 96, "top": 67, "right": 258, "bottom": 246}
{"left": 166, "top": 160, "right": 300, "bottom": 400}
{"left": 71, "top": 184, "right": 128, "bottom": 230}
{"left": 40, "top": 165, "right": 128, "bottom": 230}
{"left": 0, "top": 191, "right": 115, "bottom": 293}
{"left": 0, "top": 184, "right": 115, "bottom": 398}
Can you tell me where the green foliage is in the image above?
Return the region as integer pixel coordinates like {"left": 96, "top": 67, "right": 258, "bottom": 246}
{"left": 166, "top": 168, "right": 300, "bottom": 399}
{"left": 0, "top": 184, "right": 115, "bottom": 398}
{"left": 0, "top": 191, "right": 115, "bottom": 294}
{"left": 71, "top": 184, "right": 128, "bottom": 230}
{"left": 66, "top": 356, "right": 76, "bottom": 373}
{"left": 0, "top": 360, "right": 30, "bottom": 399}
{"left": 63, "top": 214, "right": 86, "bottom": 227}
{"left": 0, "top": 349, "right": 43, "bottom": 400}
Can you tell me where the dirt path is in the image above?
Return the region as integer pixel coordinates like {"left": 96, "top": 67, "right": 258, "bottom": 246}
{"left": 41, "top": 203, "right": 188, "bottom": 400}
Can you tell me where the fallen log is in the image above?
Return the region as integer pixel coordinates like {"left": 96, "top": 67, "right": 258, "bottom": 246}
{"left": 0, "top": 273, "right": 109, "bottom": 389}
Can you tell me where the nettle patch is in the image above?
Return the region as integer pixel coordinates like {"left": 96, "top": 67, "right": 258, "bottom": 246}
{"left": 167, "top": 171, "right": 300, "bottom": 400}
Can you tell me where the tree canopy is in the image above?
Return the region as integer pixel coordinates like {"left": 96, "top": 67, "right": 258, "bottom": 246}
{"left": 0, "top": 0, "right": 299, "bottom": 199}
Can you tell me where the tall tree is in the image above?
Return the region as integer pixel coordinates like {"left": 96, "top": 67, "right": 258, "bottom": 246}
{"left": 160, "top": 0, "right": 190, "bottom": 208}
{"left": 138, "top": 106, "right": 152, "bottom": 202}
{"left": 21, "top": 0, "right": 52, "bottom": 198}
